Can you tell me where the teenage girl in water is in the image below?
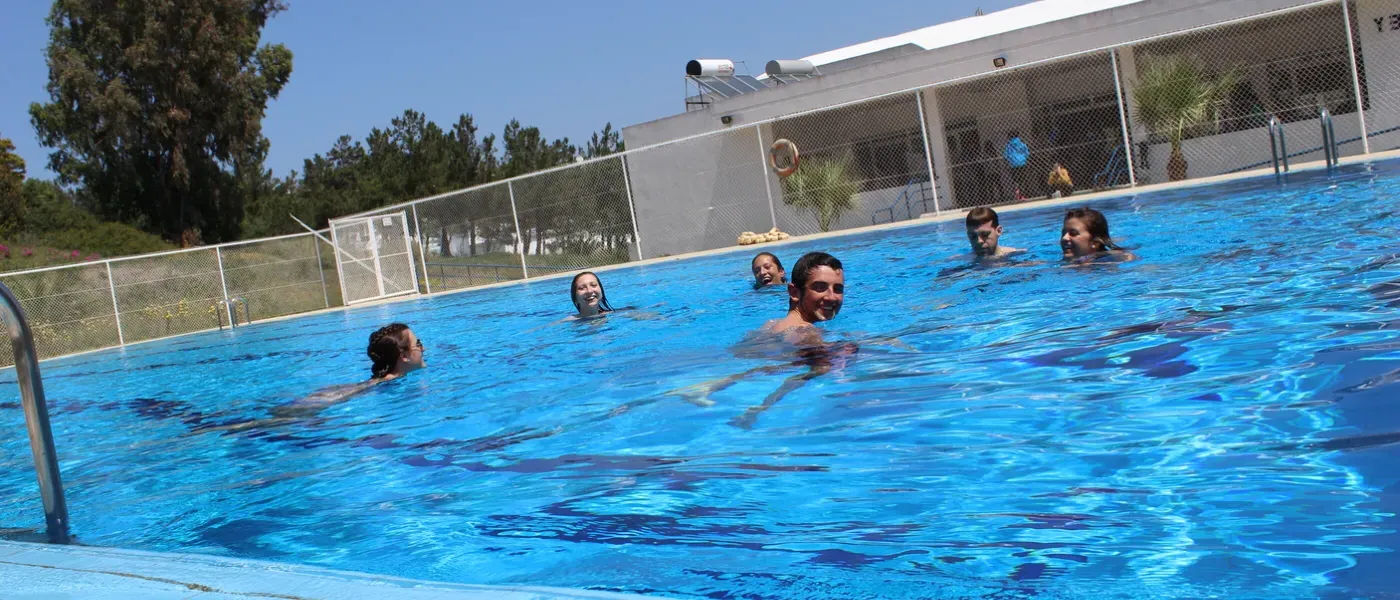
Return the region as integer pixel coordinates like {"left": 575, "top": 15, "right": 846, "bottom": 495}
{"left": 193, "top": 323, "right": 427, "bottom": 432}
{"left": 570, "top": 271, "right": 616, "bottom": 319}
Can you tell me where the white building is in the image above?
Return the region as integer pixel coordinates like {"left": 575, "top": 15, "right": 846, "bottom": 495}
{"left": 619, "top": 0, "right": 1397, "bottom": 258}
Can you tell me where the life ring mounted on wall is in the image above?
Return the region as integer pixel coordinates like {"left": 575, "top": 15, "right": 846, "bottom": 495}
{"left": 769, "top": 138, "right": 799, "bottom": 177}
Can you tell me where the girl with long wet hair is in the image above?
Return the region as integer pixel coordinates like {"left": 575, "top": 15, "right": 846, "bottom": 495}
{"left": 570, "top": 272, "right": 615, "bottom": 318}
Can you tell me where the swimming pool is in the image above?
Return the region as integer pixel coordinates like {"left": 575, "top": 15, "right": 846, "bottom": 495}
{"left": 3, "top": 162, "right": 1398, "bottom": 599}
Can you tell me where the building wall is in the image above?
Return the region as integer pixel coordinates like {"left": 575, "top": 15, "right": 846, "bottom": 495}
{"left": 1357, "top": 0, "right": 1400, "bottom": 150}
{"left": 623, "top": 0, "right": 1324, "bottom": 148}
{"left": 626, "top": 127, "right": 774, "bottom": 259}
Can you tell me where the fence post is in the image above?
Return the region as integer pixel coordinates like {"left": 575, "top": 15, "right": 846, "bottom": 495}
{"left": 620, "top": 154, "right": 644, "bottom": 260}
{"left": 312, "top": 235, "right": 329, "bottom": 308}
{"left": 214, "top": 247, "right": 234, "bottom": 327}
{"left": 913, "top": 90, "right": 941, "bottom": 216}
{"left": 328, "top": 222, "right": 350, "bottom": 305}
{"left": 1342, "top": 0, "right": 1370, "bottom": 154}
{"left": 754, "top": 124, "right": 779, "bottom": 230}
{"left": 1110, "top": 48, "right": 1138, "bottom": 187}
{"left": 104, "top": 261, "right": 124, "bottom": 345}
{"left": 411, "top": 203, "right": 433, "bottom": 294}
{"left": 507, "top": 181, "right": 530, "bottom": 278}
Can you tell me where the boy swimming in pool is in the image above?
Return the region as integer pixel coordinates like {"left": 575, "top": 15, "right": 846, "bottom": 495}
{"left": 673, "top": 252, "right": 858, "bottom": 427}
{"left": 764, "top": 251, "right": 844, "bottom": 337}
{"left": 965, "top": 207, "right": 1022, "bottom": 259}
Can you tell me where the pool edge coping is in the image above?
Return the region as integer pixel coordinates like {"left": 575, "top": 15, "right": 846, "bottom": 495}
{"left": 0, "top": 539, "right": 663, "bottom": 599}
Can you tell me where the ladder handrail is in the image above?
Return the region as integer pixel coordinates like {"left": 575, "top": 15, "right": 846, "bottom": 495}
{"left": 0, "top": 281, "right": 71, "bottom": 544}
{"left": 1268, "top": 114, "right": 1289, "bottom": 178}
{"left": 1319, "top": 106, "right": 1338, "bottom": 169}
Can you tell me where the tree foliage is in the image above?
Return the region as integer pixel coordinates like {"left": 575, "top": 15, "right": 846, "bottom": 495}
{"left": 1132, "top": 54, "right": 1237, "bottom": 179}
{"left": 781, "top": 154, "right": 860, "bottom": 232}
{"left": 245, "top": 112, "right": 631, "bottom": 263}
{"left": 29, "top": 0, "right": 293, "bottom": 244}
{"left": 1, "top": 134, "right": 26, "bottom": 237}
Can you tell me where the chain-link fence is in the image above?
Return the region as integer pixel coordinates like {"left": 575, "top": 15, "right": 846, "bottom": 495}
{"left": 8, "top": 0, "right": 1397, "bottom": 364}
{"left": 0, "top": 231, "right": 334, "bottom": 366}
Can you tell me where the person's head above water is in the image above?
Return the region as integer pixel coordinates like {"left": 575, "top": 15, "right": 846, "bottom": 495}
{"left": 571, "top": 271, "right": 614, "bottom": 317}
{"left": 965, "top": 207, "right": 1004, "bottom": 256}
{"left": 367, "top": 323, "right": 425, "bottom": 380}
{"left": 1061, "top": 207, "right": 1120, "bottom": 259}
{"left": 787, "top": 252, "right": 844, "bottom": 324}
{"left": 751, "top": 252, "right": 786, "bottom": 288}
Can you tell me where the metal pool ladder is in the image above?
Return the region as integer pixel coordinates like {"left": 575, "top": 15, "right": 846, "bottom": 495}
{"left": 1268, "top": 114, "right": 1289, "bottom": 179}
{"left": 1319, "top": 106, "right": 1339, "bottom": 170}
{"left": 0, "top": 281, "right": 72, "bottom": 544}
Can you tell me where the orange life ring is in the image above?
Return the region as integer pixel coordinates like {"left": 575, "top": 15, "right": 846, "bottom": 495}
{"left": 769, "top": 138, "right": 799, "bottom": 177}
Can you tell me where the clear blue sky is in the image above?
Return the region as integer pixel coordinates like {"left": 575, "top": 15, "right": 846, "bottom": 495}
{"left": 1, "top": 0, "right": 1032, "bottom": 179}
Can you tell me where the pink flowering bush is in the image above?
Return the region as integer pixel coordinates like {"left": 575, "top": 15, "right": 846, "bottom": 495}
{"left": 22, "top": 247, "right": 33, "bottom": 257}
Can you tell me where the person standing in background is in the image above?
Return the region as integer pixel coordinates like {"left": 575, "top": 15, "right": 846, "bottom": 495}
{"left": 1004, "top": 132, "right": 1030, "bottom": 201}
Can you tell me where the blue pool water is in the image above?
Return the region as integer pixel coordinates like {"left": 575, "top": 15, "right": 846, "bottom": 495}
{"left": 3, "top": 163, "right": 1400, "bottom": 599}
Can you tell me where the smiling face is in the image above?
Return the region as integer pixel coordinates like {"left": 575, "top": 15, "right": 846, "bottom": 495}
{"left": 752, "top": 255, "right": 786, "bottom": 287}
{"left": 1060, "top": 217, "right": 1100, "bottom": 259}
{"left": 789, "top": 266, "right": 844, "bottom": 323}
{"left": 967, "top": 222, "right": 1003, "bottom": 256}
{"left": 572, "top": 273, "right": 604, "bottom": 315}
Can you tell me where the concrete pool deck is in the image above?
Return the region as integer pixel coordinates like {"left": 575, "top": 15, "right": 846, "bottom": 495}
{"left": 0, "top": 540, "right": 658, "bottom": 600}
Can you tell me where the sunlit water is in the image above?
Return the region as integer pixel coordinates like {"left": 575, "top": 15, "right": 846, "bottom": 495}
{"left": 3, "top": 163, "right": 1399, "bottom": 599}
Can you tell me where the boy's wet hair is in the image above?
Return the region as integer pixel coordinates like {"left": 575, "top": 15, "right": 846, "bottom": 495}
{"left": 791, "top": 252, "right": 843, "bottom": 291}
{"left": 965, "top": 207, "right": 999, "bottom": 229}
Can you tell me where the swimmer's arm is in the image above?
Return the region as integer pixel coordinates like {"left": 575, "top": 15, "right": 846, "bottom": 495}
{"left": 667, "top": 364, "right": 791, "bottom": 406}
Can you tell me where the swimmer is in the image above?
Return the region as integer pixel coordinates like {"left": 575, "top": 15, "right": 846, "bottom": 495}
{"left": 570, "top": 271, "right": 615, "bottom": 319}
{"left": 1060, "top": 207, "right": 1131, "bottom": 261}
{"left": 966, "top": 207, "right": 1022, "bottom": 259}
{"left": 751, "top": 252, "right": 787, "bottom": 289}
{"left": 670, "top": 252, "right": 854, "bottom": 426}
{"left": 764, "top": 251, "right": 844, "bottom": 337}
{"left": 367, "top": 323, "right": 426, "bottom": 381}
{"left": 192, "top": 323, "right": 426, "bottom": 433}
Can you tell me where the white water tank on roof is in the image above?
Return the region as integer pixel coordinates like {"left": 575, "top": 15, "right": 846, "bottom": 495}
{"left": 686, "top": 59, "right": 735, "bottom": 77}
{"left": 765, "top": 60, "right": 816, "bottom": 76}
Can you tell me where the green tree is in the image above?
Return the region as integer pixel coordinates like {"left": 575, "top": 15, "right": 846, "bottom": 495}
{"left": 29, "top": 0, "right": 293, "bottom": 243}
{"left": 780, "top": 154, "right": 860, "bottom": 232}
{"left": 1132, "top": 54, "right": 1236, "bottom": 181}
{"left": 583, "top": 123, "right": 624, "bottom": 159}
{"left": 1, "top": 134, "right": 26, "bottom": 237}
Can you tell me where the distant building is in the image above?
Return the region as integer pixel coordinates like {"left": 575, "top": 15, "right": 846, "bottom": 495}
{"left": 619, "top": 0, "right": 1389, "bottom": 257}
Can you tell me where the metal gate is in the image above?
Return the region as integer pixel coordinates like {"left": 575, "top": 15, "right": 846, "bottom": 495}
{"left": 329, "top": 212, "right": 419, "bottom": 305}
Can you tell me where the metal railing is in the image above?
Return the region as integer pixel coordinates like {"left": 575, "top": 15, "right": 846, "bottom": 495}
{"left": 1320, "top": 107, "right": 1339, "bottom": 169}
{"left": 0, "top": 281, "right": 71, "bottom": 544}
{"left": 1, "top": 231, "right": 336, "bottom": 366}
{"left": 1269, "top": 115, "right": 1290, "bottom": 178}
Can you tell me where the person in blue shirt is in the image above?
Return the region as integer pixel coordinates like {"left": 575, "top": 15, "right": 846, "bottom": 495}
{"left": 1004, "top": 132, "right": 1031, "bottom": 200}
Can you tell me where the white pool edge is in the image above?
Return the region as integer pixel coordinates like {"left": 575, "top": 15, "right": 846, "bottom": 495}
{"left": 0, "top": 539, "right": 662, "bottom": 599}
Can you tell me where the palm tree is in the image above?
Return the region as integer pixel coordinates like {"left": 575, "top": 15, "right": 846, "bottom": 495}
{"left": 780, "top": 153, "right": 860, "bottom": 232}
{"left": 1132, "top": 55, "right": 1237, "bottom": 181}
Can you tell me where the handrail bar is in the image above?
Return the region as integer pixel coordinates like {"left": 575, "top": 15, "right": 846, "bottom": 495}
{"left": 1268, "top": 114, "right": 1289, "bottom": 178}
{"left": 1319, "top": 106, "right": 1338, "bottom": 169}
{"left": 0, "top": 281, "right": 71, "bottom": 544}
